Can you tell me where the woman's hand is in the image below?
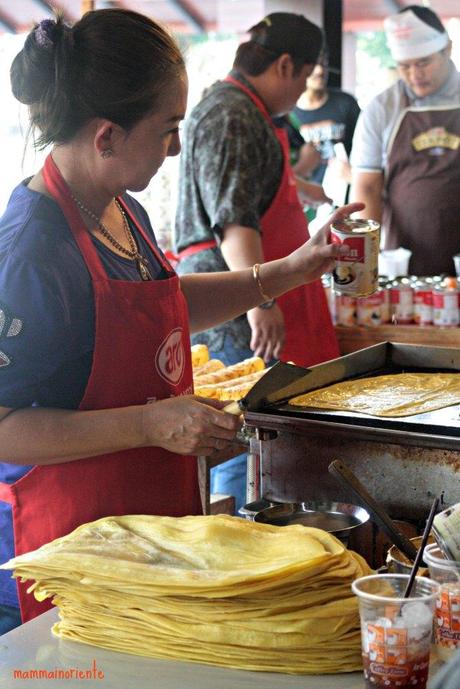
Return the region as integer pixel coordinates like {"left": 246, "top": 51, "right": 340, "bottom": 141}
{"left": 142, "top": 395, "right": 242, "bottom": 456}
{"left": 285, "top": 202, "right": 365, "bottom": 284}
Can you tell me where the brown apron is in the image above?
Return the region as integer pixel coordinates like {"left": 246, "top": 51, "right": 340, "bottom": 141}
{"left": 383, "top": 104, "right": 460, "bottom": 275}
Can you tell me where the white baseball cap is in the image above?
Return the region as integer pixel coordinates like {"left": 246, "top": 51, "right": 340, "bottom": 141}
{"left": 384, "top": 9, "right": 449, "bottom": 62}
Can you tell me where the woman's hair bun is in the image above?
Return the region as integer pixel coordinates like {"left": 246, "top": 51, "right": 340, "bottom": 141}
{"left": 10, "top": 16, "right": 73, "bottom": 105}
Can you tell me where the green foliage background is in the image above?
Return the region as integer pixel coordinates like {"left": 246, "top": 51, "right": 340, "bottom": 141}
{"left": 358, "top": 32, "right": 394, "bottom": 69}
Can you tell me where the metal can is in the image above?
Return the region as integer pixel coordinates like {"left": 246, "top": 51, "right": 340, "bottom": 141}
{"left": 433, "top": 286, "right": 459, "bottom": 327}
{"left": 378, "top": 277, "right": 392, "bottom": 323}
{"left": 356, "top": 288, "right": 385, "bottom": 326}
{"left": 432, "top": 503, "right": 460, "bottom": 561}
{"left": 331, "top": 293, "right": 357, "bottom": 326}
{"left": 331, "top": 218, "right": 380, "bottom": 297}
{"left": 390, "top": 278, "right": 414, "bottom": 324}
{"left": 413, "top": 278, "right": 433, "bottom": 326}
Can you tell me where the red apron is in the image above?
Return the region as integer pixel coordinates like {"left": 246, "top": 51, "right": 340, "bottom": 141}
{"left": 0, "top": 154, "right": 201, "bottom": 622}
{"left": 225, "top": 77, "right": 339, "bottom": 367}
{"left": 383, "top": 104, "right": 460, "bottom": 275}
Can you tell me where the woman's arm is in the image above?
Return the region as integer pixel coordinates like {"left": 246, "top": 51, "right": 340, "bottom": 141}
{"left": 181, "top": 202, "right": 363, "bottom": 333}
{"left": 0, "top": 396, "right": 240, "bottom": 465}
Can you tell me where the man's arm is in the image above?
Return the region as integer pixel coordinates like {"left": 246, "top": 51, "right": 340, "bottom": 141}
{"left": 220, "top": 224, "right": 285, "bottom": 363}
{"left": 295, "top": 176, "right": 331, "bottom": 206}
{"left": 349, "top": 96, "right": 387, "bottom": 222}
{"left": 292, "top": 142, "right": 321, "bottom": 179}
{"left": 350, "top": 169, "right": 384, "bottom": 222}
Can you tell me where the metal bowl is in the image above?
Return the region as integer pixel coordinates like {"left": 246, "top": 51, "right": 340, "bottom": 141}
{"left": 238, "top": 498, "right": 278, "bottom": 520}
{"left": 242, "top": 501, "right": 369, "bottom": 545}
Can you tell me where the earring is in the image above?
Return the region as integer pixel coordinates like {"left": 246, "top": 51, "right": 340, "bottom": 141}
{"left": 101, "top": 149, "right": 113, "bottom": 159}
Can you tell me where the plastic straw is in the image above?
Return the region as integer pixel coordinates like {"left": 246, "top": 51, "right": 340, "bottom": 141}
{"left": 403, "top": 496, "right": 439, "bottom": 598}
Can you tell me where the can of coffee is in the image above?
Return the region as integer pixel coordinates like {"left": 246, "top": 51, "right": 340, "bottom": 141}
{"left": 379, "top": 277, "right": 392, "bottom": 323}
{"left": 331, "top": 218, "right": 380, "bottom": 297}
{"left": 390, "top": 278, "right": 414, "bottom": 324}
{"left": 332, "top": 294, "right": 357, "bottom": 326}
{"left": 433, "top": 286, "right": 459, "bottom": 327}
{"left": 413, "top": 278, "right": 433, "bottom": 326}
{"left": 356, "top": 289, "right": 385, "bottom": 326}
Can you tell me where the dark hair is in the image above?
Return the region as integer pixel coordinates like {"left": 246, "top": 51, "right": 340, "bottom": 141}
{"left": 10, "top": 9, "right": 185, "bottom": 149}
{"left": 233, "top": 42, "right": 308, "bottom": 77}
{"left": 399, "top": 5, "right": 445, "bottom": 34}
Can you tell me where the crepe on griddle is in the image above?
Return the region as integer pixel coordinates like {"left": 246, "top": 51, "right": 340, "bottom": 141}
{"left": 1, "top": 514, "right": 372, "bottom": 674}
{"left": 288, "top": 372, "right": 460, "bottom": 417}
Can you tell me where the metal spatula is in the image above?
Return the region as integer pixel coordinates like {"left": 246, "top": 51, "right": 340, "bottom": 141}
{"left": 328, "top": 459, "right": 418, "bottom": 562}
{"left": 224, "top": 361, "right": 311, "bottom": 415}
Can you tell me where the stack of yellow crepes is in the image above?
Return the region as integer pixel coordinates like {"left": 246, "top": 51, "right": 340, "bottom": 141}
{"left": 191, "top": 344, "right": 269, "bottom": 401}
{"left": 1, "top": 514, "right": 372, "bottom": 674}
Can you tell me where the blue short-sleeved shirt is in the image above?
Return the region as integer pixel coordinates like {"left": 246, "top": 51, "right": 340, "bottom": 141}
{"left": 0, "top": 181, "right": 167, "bottom": 607}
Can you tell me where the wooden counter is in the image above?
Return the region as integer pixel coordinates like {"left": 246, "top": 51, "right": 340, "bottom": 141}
{"left": 336, "top": 324, "right": 460, "bottom": 354}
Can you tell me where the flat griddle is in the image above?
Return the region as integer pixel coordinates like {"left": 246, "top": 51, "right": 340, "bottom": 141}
{"left": 245, "top": 342, "right": 460, "bottom": 442}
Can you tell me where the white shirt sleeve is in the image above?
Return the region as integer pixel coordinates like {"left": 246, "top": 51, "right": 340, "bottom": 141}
{"left": 350, "top": 98, "right": 386, "bottom": 173}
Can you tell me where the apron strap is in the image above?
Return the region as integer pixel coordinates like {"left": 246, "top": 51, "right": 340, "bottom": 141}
{"left": 224, "top": 76, "right": 272, "bottom": 125}
{"left": 43, "top": 154, "right": 108, "bottom": 282}
{"left": 224, "top": 76, "right": 289, "bottom": 164}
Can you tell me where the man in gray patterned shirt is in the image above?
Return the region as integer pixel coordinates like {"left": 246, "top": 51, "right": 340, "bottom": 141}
{"left": 174, "top": 13, "right": 339, "bottom": 511}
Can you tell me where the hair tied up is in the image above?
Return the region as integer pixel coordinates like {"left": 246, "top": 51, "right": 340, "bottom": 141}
{"left": 34, "top": 19, "right": 56, "bottom": 50}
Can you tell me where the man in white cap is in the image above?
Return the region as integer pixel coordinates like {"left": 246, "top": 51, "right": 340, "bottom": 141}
{"left": 350, "top": 5, "right": 460, "bottom": 275}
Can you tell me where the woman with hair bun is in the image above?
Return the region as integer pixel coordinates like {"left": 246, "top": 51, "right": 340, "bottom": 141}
{"left": 0, "top": 9, "right": 360, "bottom": 633}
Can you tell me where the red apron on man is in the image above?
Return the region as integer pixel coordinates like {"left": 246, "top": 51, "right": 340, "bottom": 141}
{"left": 225, "top": 76, "right": 339, "bottom": 368}
{"left": 0, "top": 154, "right": 201, "bottom": 622}
{"left": 383, "top": 103, "right": 460, "bottom": 275}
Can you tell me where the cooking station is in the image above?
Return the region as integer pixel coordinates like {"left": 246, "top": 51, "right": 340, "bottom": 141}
{"left": 243, "top": 342, "right": 460, "bottom": 524}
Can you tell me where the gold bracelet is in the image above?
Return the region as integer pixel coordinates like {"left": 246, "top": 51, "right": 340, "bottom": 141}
{"left": 252, "top": 263, "right": 272, "bottom": 302}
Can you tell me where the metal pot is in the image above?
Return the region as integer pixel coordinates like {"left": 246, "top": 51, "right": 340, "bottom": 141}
{"left": 386, "top": 535, "right": 435, "bottom": 575}
{"left": 239, "top": 500, "right": 369, "bottom": 547}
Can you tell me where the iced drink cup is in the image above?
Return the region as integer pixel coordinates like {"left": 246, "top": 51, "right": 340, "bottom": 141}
{"left": 352, "top": 574, "right": 439, "bottom": 689}
{"left": 424, "top": 542, "right": 460, "bottom": 661}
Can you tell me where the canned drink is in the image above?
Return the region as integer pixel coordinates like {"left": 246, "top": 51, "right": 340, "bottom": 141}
{"left": 356, "top": 289, "right": 384, "bottom": 326}
{"left": 390, "top": 279, "right": 414, "bottom": 324}
{"left": 378, "top": 277, "right": 392, "bottom": 323}
{"left": 433, "top": 286, "right": 459, "bottom": 327}
{"left": 331, "top": 293, "right": 356, "bottom": 326}
{"left": 380, "top": 280, "right": 392, "bottom": 323}
{"left": 413, "top": 279, "right": 433, "bottom": 326}
{"left": 432, "top": 503, "right": 460, "bottom": 561}
{"left": 331, "top": 218, "right": 380, "bottom": 297}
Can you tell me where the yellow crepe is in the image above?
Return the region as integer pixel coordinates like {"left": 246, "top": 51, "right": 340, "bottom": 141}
{"left": 191, "top": 343, "right": 209, "bottom": 367}
{"left": 1, "top": 514, "right": 372, "bottom": 674}
{"left": 192, "top": 356, "right": 264, "bottom": 385}
{"left": 195, "top": 368, "right": 269, "bottom": 400}
{"left": 192, "top": 359, "right": 225, "bottom": 377}
{"left": 289, "top": 372, "right": 460, "bottom": 417}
